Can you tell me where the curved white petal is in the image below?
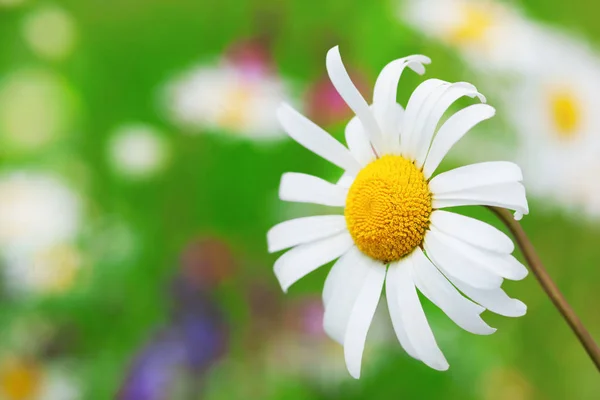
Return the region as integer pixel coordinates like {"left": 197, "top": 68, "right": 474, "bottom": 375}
{"left": 386, "top": 265, "right": 421, "bottom": 360}
{"left": 277, "top": 103, "right": 361, "bottom": 174}
{"left": 430, "top": 162, "right": 524, "bottom": 194}
{"left": 267, "top": 215, "right": 347, "bottom": 253}
{"left": 345, "top": 116, "right": 376, "bottom": 165}
{"left": 423, "top": 230, "right": 503, "bottom": 290}
{"left": 274, "top": 231, "right": 353, "bottom": 292}
{"left": 372, "top": 55, "right": 430, "bottom": 146}
{"left": 279, "top": 172, "right": 348, "bottom": 207}
{"left": 411, "top": 248, "right": 495, "bottom": 335}
{"left": 429, "top": 225, "right": 527, "bottom": 281}
{"left": 405, "top": 82, "right": 451, "bottom": 160}
{"left": 423, "top": 104, "right": 496, "bottom": 179}
{"left": 323, "top": 247, "right": 370, "bottom": 344}
{"left": 326, "top": 46, "right": 383, "bottom": 151}
{"left": 432, "top": 182, "right": 529, "bottom": 219}
{"left": 389, "top": 256, "right": 449, "bottom": 371}
{"left": 401, "top": 79, "right": 449, "bottom": 160}
{"left": 414, "top": 83, "right": 486, "bottom": 168}
{"left": 430, "top": 210, "right": 514, "bottom": 254}
{"left": 451, "top": 278, "right": 527, "bottom": 317}
{"left": 344, "top": 260, "right": 386, "bottom": 379}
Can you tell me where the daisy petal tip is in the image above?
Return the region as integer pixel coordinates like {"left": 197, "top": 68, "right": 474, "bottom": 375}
{"left": 432, "top": 360, "right": 450, "bottom": 372}
{"left": 483, "top": 327, "right": 498, "bottom": 336}
{"left": 326, "top": 45, "right": 342, "bottom": 63}
{"left": 346, "top": 364, "right": 361, "bottom": 380}
{"left": 513, "top": 266, "right": 529, "bottom": 281}
{"left": 513, "top": 211, "right": 524, "bottom": 221}
{"left": 515, "top": 300, "right": 527, "bottom": 316}
{"left": 476, "top": 92, "right": 487, "bottom": 103}
{"left": 407, "top": 61, "right": 426, "bottom": 75}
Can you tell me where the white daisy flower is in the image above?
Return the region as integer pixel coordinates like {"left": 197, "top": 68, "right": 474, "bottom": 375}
{"left": 401, "top": 0, "right": 538, "bottom": 73}
{"left": 108, "top": 123, "right": 170, "bottom": 180}
{"left": 0, "top": 172, "right": 81, "bottom": 253}
{"left": 267, "top": 46, "right": 529, "bottom": 378}
{"left": 164, "top": 61, "right": 292, "bottom": 140}
{"left": 505, "top": 32, "right": 600, "bottom": 208}
{"left": 3, "top": 242, "right": 82, "bottom": 297}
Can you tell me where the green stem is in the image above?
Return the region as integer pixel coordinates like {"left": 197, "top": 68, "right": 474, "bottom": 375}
{"left": 488, "top": 206, "right": 600, "bottom": 373}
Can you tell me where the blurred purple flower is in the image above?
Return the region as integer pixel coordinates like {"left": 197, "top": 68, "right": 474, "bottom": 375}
{"left": 119, "top": 239, "right": 232, "bottom": 399}
{"left": 118, "top": 330, "right": 185, "bottom": 400}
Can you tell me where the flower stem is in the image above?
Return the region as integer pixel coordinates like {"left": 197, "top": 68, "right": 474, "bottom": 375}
{"left": 488, "top": 206, "right": 600, "bottom": 372}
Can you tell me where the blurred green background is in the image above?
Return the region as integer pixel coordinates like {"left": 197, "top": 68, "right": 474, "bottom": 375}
{"left": 0, "top": 0, "right": 599, "bottom": 399}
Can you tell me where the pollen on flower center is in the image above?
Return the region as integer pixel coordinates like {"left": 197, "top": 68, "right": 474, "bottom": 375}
{"left": 549, "top": 89, "right": 580, "bottom": 138}
{"left": 345, "top": 155, "right": 432, "bottom": 263}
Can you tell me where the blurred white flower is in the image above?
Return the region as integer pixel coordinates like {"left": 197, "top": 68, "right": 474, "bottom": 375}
{"left": 504, "top": 34, "right": 600, "bottom": 209}
{"left": 0, "top": 172, "right": 82, "bottom": 253}
{"left": 401, "top": 0, "right": 538, "bottom": 73}
{"left": 3, "top": 243, "right": 82, "bottom": 296}
{"left": 0, "top": 172, "right": 83, "bottom": 297}
{"left": 22, "top": 5, "right": 77, "bottom": 60}
{"left": 108, "top": 124, "right": 170, "bottom": 180}
{"left": 164, "top": 61, "right": 293, "bottom": 140}
{"left": 0, "top": 69, "right": 75, "bottom": 153}
{"left": 0, "top": 357, "right": 80, "bottom": 400}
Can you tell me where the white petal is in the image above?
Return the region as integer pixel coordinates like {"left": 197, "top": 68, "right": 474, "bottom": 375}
{"left": 274, "top": 232, "right": 353, "bottom": 292}
{"left": 483, "top": 254, "right": 528, "bottom": 281}
{"left": 400, "top": 79, "right": 448, "bottom": 160}
{"left": 389, "top": 256, "right": 449, "bottom": 371}
{"left": 345, "top": 116, "right": 376, "bottom": 165}
{"left": 323, "top": 251, "right": 348, "bottom": 307}
{"left": 336, "top": 172, "right": 355, "bottom": 188}
{"left": 451, "top": 278, "right": 527, "bottom": 317}
{"left": 423, "top": 104, "right": 496, "bottom": 179}
{"left": 376, "top": 102, "right": 406, "bottom": 154}
{"left": 279, "top": 172, "right": 348, "bottom": 207}
{"left": 267, "top": 215, "right": 347, "bottom": 253}
{"left": 404, "top": 82, "right": 450, "bottom": 160}
{"left": 414, "top": 83, "right": 486, "bottom": 168}
{"left": 326, "top": 46, "right": 384, "bottom": 151}
{"left": 429, "top": 225, "right": 527, "bottom": 281}
{"left": 386, "top": 266, "right": 421, "bottom": 360}
{"left": 277, "top": 103, "right": 361, "bottom": 174}
{"left": 323, "top": 247, "right": 370, "bottom": 344}
{"left": 411, "top": 248, "right": 495, "bottom": 335}
{"left": 372, "top": 56, "right": 430, "bottom": 146}
{"left": 423, "top": 230, "right": 503, "bottom": 290}
{"left": 429, "top": 162, "right": 524, "bottom": 194}
{"left": 430, "top": 210, "right": 514, "bottom": 254}
{"left": 432, "top": 182, "right": 529, "bottom": 218}
{"left": 344, "top": 260, "right": 386, "bottom": 379}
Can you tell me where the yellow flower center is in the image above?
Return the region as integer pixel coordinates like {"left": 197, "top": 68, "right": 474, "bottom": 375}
{"left": 449, "top": 4, "right": 493, "bottom": 46}
{"left": 345, "top": 155, "right": 432, "bottom": 263}
{"left": 218, "top": 84, "right": 252, "bottom": 131}
{"left": 0, "top": 359, "right": 41, "bottom": 400}
{"left": 549, "top": 90, "right": 580, "bottom": 138}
